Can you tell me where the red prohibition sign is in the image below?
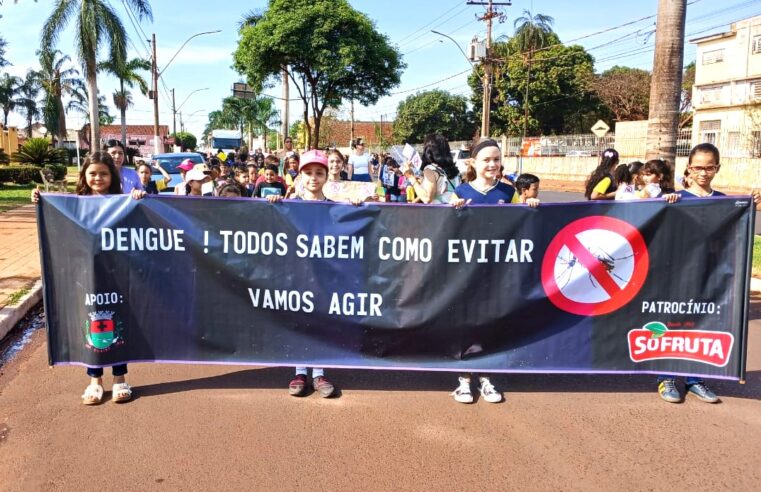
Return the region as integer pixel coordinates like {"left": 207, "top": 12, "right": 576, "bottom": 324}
{"left": 541, "top": 216, "right": 649, "bottom": 316}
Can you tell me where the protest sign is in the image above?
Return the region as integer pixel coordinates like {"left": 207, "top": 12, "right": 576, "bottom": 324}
{"left": 37, "top": 195, "right": 754, "bottom": 380}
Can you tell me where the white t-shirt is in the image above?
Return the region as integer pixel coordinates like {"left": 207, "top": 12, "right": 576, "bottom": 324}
{"left": 615, "top": 184, "right": 637, "bottom": 201}
{"left": 349, "top": 153, "right": 370, "bottom": 176}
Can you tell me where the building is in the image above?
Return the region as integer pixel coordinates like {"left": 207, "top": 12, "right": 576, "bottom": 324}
{"left": 306, "top": 119, "right": 394, "bottom": 149}
{"left": 79, "top": 124, "right": 170, "bottom": 156}
{"left": 690, "top": 15, "right": 761, "bottom": 157}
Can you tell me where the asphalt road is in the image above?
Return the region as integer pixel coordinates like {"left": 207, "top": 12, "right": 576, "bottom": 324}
{"left": 2, "top": 303, "right": 761, "bottom": 490}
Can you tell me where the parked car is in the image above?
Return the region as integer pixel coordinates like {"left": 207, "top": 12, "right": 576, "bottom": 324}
{"left": 451, "top": 148, "right": 471, "bottom": 176}
{"left": 150, "top": 152, "right": 205, "bottom": 193}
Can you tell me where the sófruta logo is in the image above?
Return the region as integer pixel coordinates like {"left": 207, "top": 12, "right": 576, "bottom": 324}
{"left": 84, "top": 311, "right": 124, "bottom": 351}
{"left": 627, "top": 321, "right": 733, "bottom": 367}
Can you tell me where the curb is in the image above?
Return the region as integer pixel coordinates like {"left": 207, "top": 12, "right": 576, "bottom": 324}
{"left": 0, "top": 280, "right": 42, "bottom": 342}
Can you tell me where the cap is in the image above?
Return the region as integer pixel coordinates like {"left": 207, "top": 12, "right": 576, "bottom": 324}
{"left": 185, "top": 168, "right": 210, "bottom": 182}
{"left": 178, "top": 159, "right": 195, "bottom": 171}
{"left": 299, "top": 150, "right": 328, "bottom": 172}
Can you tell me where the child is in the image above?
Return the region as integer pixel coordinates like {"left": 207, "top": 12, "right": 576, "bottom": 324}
{"left": 449, "top": 139, "right": 539, "bottom": 405}
{"left": 216, "top": 182, "right": 243, "bottom": 198}
{"left": 381, "top": 157, "right": 403, "bottom": 202}
{"left": 284, "top": 155, "right": 299, "bottom": 188}
{"left": 185, "top": 168, "right": 213, "bottom": 196}
{"left": 514, "top": 173, "right": 540, "bottom": 203}
{"left": 584, "top": 148, "right": 619, "bottom": 200}
{"left": 266, "top": 150, "right": 337, "bottom": 398}
{"left": 656, "top": 143, "right": 761, "bottom": 404}
{"left": 327, "top": 150, "right": 346, "bottom": 182}
{"left": 174, "top": 159, "right": 195, "bottom": 196}
{"left": 253, "top": 164, "right": 287, "bottom": 198}
{"left": 613, "top": 162, "right": 639, "bottom": 201}
{"left": 234, "top": 168, "right": 253, "bottom": 197}
{"left": 32, "top": 152, "right": 145, "bottom": 404}
{"left": 137, "top": 160, "right": 171, "bottom": 195}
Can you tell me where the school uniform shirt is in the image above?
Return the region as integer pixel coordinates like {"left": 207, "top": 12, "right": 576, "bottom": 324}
{"left": 677, "top": 189, "right": 726, "bottom": 199}
{"left": 453, "top": 181, "right": 519, "bottom": 204}
{"left": 615, "top": 184, "right": 637, "bottom": 200}
{"left": 120, "top": 167, "right": 144, "bottom": 193}
{"left": 591, "top": 174, "right": 616, "bottom": 196}
{"left": 253, "top": 181, "right": 287, "bottom": 198}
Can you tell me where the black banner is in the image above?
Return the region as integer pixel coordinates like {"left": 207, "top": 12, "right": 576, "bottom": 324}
{"left": 37, "top": 195, "right": 754, "bottom": 380}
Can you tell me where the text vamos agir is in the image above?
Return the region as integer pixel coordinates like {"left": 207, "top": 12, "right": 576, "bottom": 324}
{"left": 99, "top": 228, "right": 535, "bottom": 264}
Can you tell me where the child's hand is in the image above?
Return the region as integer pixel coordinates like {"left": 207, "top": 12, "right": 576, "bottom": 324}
{"left": 662, "top": 193, "right": 680, "bottom": 204}
{"left": 266, "top": 195, "right": 283, "bottom": 204}
{"left": 525, "top": 198, "right": 540, "bottom": 208}
{"left": 752, "top": 189, "right": 761, "bottom": 206}
{"left": 450, "top": 197, "right": 471, "bottom": 209}
{"left": 31, "top": 187, "right": 41, "bottom": 204}
{"left": 350, "top": 197, "right": 364, "bottom": 206}
{"left": 131, "top": 189, "right": 146, "bottom": 200}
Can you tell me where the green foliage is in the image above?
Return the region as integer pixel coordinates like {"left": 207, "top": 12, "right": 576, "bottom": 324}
{"left": 0, "top": 148, "right": 9, "bottom": 164}
{"left": 393, "top": 90, "right": 476, "bottom": 144}
{"left": 0, "top": 164, "right": 65, "bottom": 184}
{"left": 470, "top": 36, "right": 601, "bottom": 136}
{"left": 11, "top": 138, "right": 66, "bottom": 166}
{"left": 233, "top": 0, "right": 404, "bottom": 147}
{"left": 172, "top": 132, "right": 197, "bottom": 151}
{"left": 592, "top": 66, "right": 650, "bottom": 122}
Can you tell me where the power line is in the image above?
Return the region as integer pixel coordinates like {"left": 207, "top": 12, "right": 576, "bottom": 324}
{"left": 395, "top": 0, "right": 464, "bottom": 45}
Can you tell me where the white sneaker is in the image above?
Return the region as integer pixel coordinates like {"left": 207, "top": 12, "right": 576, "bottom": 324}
{"left": 451, "top": 377, "right": 473, "bottom": 403}
{"left": 478, "top": 377, "right": 503, "bottom": 403}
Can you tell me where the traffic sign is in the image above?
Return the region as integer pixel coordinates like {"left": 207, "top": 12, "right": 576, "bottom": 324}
{"left": 541, "top": 216, "right": 649, "bottom": 316}
{"left": 591, "top": 120, "right": 610, "bottom": 137}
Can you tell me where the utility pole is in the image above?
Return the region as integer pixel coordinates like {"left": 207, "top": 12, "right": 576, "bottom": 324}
{"left": 350, "top": 98, "right": 355, "bottom": 145}
{"left": 645, "top": 0, "right": 687, "bottom": 187}
{"left": 282, "top": 66, "right": 289, "bottom": 140}
{"left": 151, "top": 33, "right": 160, "bottom": 155}
{"left": 171, "top": 88, "right": 176, "bottom": 136}
{"left": 468, "top": 0, "right": 511, "bottom": 138}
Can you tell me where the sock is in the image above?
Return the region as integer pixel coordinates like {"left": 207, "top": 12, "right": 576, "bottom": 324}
{"left": 295, "top": 367, "right": 308, "bottom": 376}
{"left": 312, "top": 368, "right": 324, "bottom": 378}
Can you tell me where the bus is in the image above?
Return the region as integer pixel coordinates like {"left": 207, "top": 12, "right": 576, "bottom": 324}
{"left": 210, "top": 129, "right": 242, "bottom": 154}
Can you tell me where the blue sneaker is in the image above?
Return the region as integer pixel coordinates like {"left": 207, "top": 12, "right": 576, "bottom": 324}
{"left": 657, "top": 379, "right": 681, "bottom": 403}
{"left": 686, "top": 382, "right": 719, "bottom": 403}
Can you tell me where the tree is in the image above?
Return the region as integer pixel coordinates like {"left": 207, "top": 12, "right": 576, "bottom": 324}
{"left": 470, "top": 37, "right": 599, "bottom": 136}
{"left": 513, "top": 10, "right": 555, "bottom": 137}
{"left": 592, "top": 66, "right": 651, "bottom": 122}
{"left": 679, "top": 61, "right": 695, "bottom": 128}
{"left": 37, "top": 49, "right": 83, "bottom": 147}
{"left": 0, "top": 73, "right": 20, "bottom": 126}
{"left": 0, "top": 36, "right": 8, "bottom": 70}
{"left": 645, "top": 0, "right": 687, "bottom": 166}
{"left": 99, "top": 57, "right": 150, "bottom": 145}
{"left": 41, "top": 0, "right": 152, "bottom": 149}
{"left": 16, "top": 69, "right": 40, "bottom": 137}
{"left": 392, "top": 90, "right": 476, "bottom": 144}
{"left": 233, "top": 0, "right": 404, "bottom": 148}
{"left": 171, "top": 131, "right": 196, "bottom": 151}
{"left": 69, "top": 86, "right": 114, "bottom": 125}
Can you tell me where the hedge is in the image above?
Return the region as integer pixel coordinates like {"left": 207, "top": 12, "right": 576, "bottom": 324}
{"left": 0, "top": 165, "right": 68, "bottom": 185}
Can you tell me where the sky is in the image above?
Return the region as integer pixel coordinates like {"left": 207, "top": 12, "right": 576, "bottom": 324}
{"left": 1, "top": 0, "right": 759, "bottom": 142}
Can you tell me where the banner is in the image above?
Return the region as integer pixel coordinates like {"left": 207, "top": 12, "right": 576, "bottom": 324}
{"left": 37, "top": 195, "right": 754, "bottom": 380}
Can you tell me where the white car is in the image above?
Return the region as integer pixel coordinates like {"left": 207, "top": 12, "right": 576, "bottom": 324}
{"left": 451, "top": 148, "right": 471, "bottom": 176}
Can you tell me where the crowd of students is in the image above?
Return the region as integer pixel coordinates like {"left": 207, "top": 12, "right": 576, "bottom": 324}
{"left": 31, "top": 133, "right": 760, "bottom": 407}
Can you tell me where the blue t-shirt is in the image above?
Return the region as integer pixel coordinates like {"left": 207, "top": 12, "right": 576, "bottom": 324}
{"left": 677, "top": 189, "right": 726, "bottom": 199}
{"left": 120, "top": 167, "right": 144, "bottom": 193}
{"left": 454, "top": 181, "right": 516, "bottom": 204}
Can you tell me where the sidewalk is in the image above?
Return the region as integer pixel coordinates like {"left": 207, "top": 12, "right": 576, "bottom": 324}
{"left": 0, "top": 205, "right": 40, "bottom": 310}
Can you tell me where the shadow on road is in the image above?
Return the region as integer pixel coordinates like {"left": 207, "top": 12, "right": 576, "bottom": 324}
{"left": 134, "top": 366, "right": 761, "bottom": 401}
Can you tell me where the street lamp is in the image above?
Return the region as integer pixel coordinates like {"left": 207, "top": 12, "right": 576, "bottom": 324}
{"left": 151, "top": 30, "right": 221, "bottom": 153}
{"left": 172, "top": 87, "right": 209, "bottom": 135}
{"left": 430, "top": 30, "right": 474, "bottom": 67}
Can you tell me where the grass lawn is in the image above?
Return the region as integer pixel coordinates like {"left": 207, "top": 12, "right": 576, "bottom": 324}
{"left": 754, "top": 235, "right": 761, "bottom": 278}
{"left": 0, "top": 183, "right": 35, "bottom": 213}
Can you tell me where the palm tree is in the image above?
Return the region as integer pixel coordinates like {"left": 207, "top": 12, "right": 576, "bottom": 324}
{"left": 16, "top": 70, "right": 41, "bottom": 138}
{"left": 100, "top": 57, "right": 150, "bottom": 145}
{"left": 0, "top": 73, "right": 21, "bottom": 126}
{"left": 37, "top": 49, "right": 83, "bottom": 147}
{"left": 41, "top": 0, "right": 152, "bottom": 149}
{"left": 513, "top": 10, "right": 555, "bottom": 138}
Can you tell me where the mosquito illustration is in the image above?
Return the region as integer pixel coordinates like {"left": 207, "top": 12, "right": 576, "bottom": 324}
{"left": 556, "top": 245, "right": 634, "bottom": 290}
